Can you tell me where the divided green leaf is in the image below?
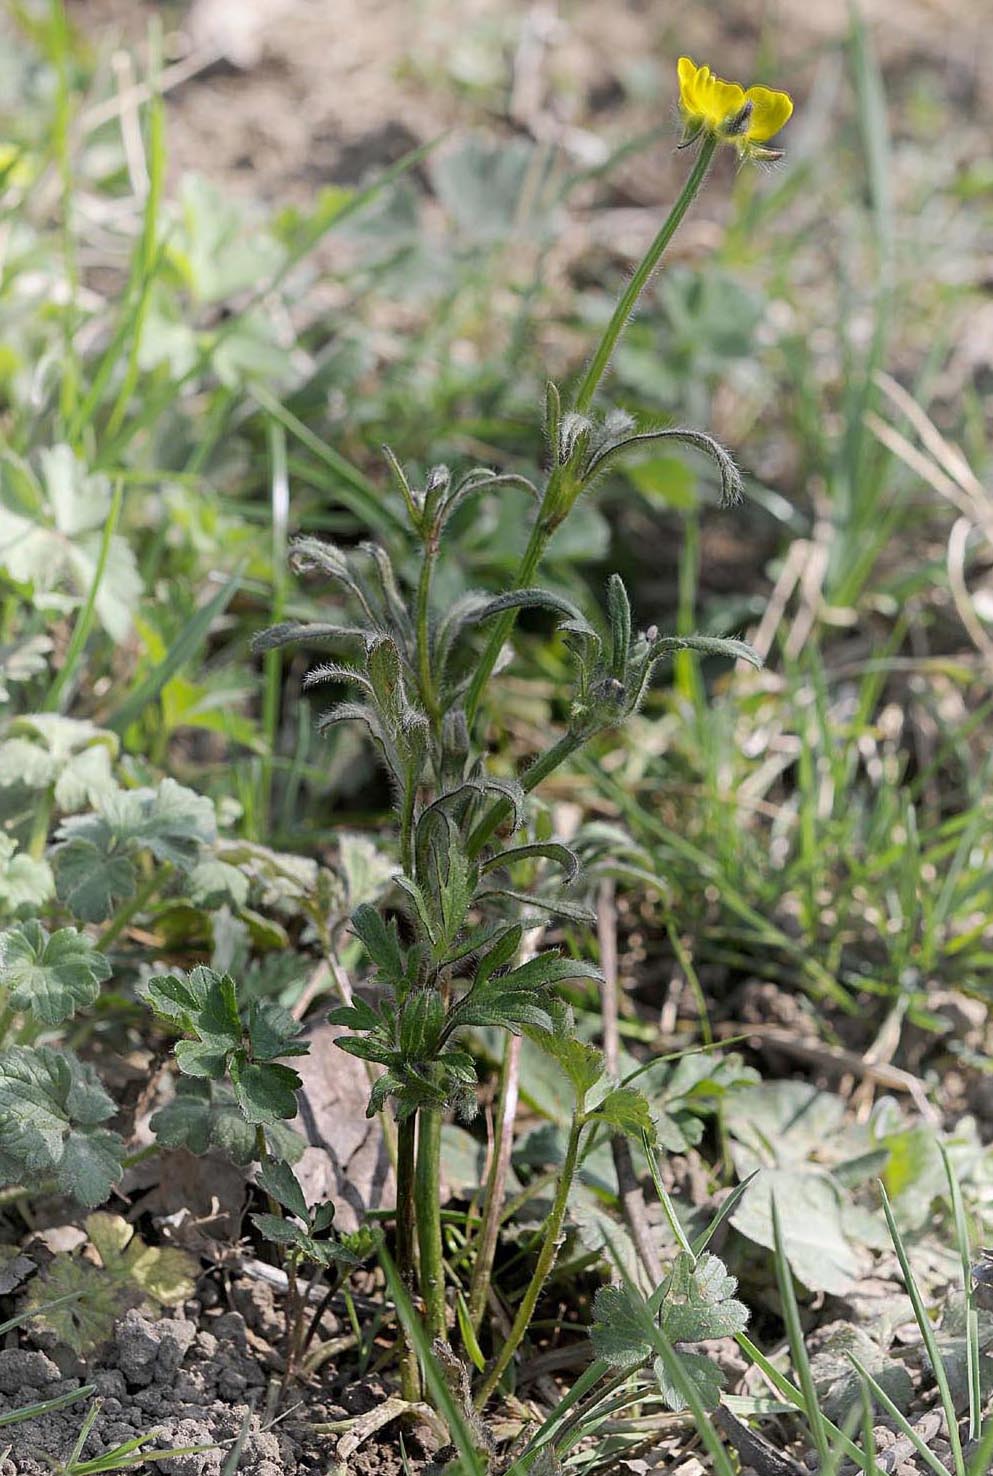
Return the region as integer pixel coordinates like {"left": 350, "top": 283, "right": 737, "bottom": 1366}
{"left": 0, "top": 1046, "right": 124, "bottom": 1205}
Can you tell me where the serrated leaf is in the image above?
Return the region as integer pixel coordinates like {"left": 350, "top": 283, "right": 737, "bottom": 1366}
{"left": 232, "top": 1060, "right": 301, "bottom": 1124}
{"left": 0, "top": 716, "right": 118, "bottom": 813}
{"left": 0, "top": 1046, "right": 123, "bottom": 1205}
{"left": 174, "top": 1040, "right": 231, "bottom": 1078}
{"left": 590, "top": 1283, "right": 654, "bottom": 1367}
{"left": 590, "top": 1086, "right": 658, "bottom": 1148}
{"left": 525, "top": 1026, "right": 604, "bottom": 1102}
{"left": 349, "top": 903, "right": 406, "bottom": 982}
{"left": 0, "top": 634, "right": 52, "bottom": 702}
{"left": 25, "top": 1256, "right": 118, "bottom": 1353}
{"left": 335, "top": 1034, "right": 395, "bottom": 1066}
{"left": 246, "top": 999, "right": 306, "bottom": 1061}
{"left": 653, "top": 1348, "right": 726, "bottom": 1412}
{"left": 250, "top": 1211, "right": 310, "bottom": 1248}
{"left": 86, "top": 1212, "right": 196, "bottom": 1307}
{"left": 51, "top": 837, "right": 136, "bottom": 923}
{"left": 150, "top": 1078, "right": 303, "bottom": 1166}
{"left": 398, "top": 989, "right": 445, "bottom": 1060}
{"left": 94, "top": 778, "right": 216, "bottom": 869}
{"left": 661, "top": 1251, "right": 749, "bottom": 1342}
{"left": 146, "top": 965, "right": 242, "bottom": 1050}
{"left": 0, "top": 446, "right": 141, "bottom": 640}
{"left": 0, "top": 921, "right": 111, "bottom": 1025}
{"left": 327, "top": 997, "right": 380, "bottom": 1032}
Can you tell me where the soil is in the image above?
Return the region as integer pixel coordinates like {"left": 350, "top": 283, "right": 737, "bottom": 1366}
{"left": 70, "top": 0, "right": 992, "bottom": 215}
{"left": 0, "top": 1289, "right": 442, "bottom": 1474}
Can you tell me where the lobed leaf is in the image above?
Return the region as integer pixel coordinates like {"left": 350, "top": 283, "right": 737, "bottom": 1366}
{"left": 0, "top": 921, "right": 111, "bottom": 1025}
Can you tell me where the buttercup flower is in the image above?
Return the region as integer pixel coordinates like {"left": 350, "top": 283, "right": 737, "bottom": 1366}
{"left": 677, "top": 56, "right": 793, "bottom": 160}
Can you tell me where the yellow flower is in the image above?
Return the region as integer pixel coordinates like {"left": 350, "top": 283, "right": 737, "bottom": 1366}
{"left": 677, "top": 56, "right": 793, "bottom": 160}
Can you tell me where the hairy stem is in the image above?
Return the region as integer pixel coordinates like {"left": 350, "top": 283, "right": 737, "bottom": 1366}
{"left": 466, "top": 729, "right": 587, "bottom": 859}
{"left": 415, "top": 537, "right": 441, "bottom": 729}
{"left": 598, "top": 880, "right": 663, "bottom": 1284}
{"left": 467, "top": 1032, "right": 522, "bottom": 1333}
{"left": 573, "top": 135, "right": 717, "bottom": 414}
{"left": 415, "top": 1105, "right": 447, "bottom": 1342}
{"left": 474, "top": 1106, "right": 585, "bottom": 1408}
{"left": 463, "top": 144, "right": 716, "bottom": 736}
{"left": 395, "top": 1114, "right": 422, "bottom": 1401}
{"left": 463, "top": 521, "right": 546, "bottom": 728}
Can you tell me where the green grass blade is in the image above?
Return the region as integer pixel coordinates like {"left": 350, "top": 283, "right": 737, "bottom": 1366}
{"left": 939, "top": 1140, "right": 981, "bottom": 1440}
{"left": 67, "top": 1396, "right": 103, "bottom": 1466}
{"left": 106, "top": 570, "right": 242, "bottom": 734}
{"left": 860, "top": 1382, "right": 880, "bottom": 1476}
{"left": 220, "top": 1403, "right": 254, "bottom": 1476}
{"left": 734, "top": 1334, "right": 865, "bottom": 1468}
{"left": 641, "top": 1128, "right": 694, "bottom": 1259}
{"left": 644, "top": 1329, "right": 737, "bottom": 1476}
{"left": 0, "top": 1382, "right": 95, "bottom": 1429}
{"left": 250, "top": 384, "right": 406, "bottom": 540}
{"left": 378, "top": 1244, "right": 486, "bottom": 1476}
{"left": 505, "top": 1358, "right": 613, "bottom": 1471}
{"left": 879, "top": 1183, "right": 966, "bottom": 1476}
{"left": 255, "top": 417, "right": 290, "bottom": 836}
{"left": 850, "top": 1355, "right": 953, "bottom": 1476}
{"left": 966, "top": 1414, "right": 993, "bottom": 1476}
{"left": 691, "top": 1169, "right": 760, "bottom": 1258}
{"left": 771, "top": 1195, "right": 832, "bottom": 1467}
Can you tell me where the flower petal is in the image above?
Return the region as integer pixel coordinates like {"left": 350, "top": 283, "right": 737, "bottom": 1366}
{"left": 677, "top": 56, "right": 703, "bottom": 115}
{"left": 743, "top": 85, "right": 794, "bottom": 142}
{"left": 695, "top": 71, "right": 747, "bottom": 129}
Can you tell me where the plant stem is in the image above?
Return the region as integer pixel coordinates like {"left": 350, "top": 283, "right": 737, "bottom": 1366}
{"left": 475, "top": 1107, "right": 585, "bottom": 1408}
{"left": 415, "top": 537, "right": 441, "bottom": 729}
{"left": 395, "top": 1114, "right": 421, "bottom": 1401}
{"left": 466, "top": 729, "right": 586, "bottom": 858}
{"left": 598, "top": 879, "right": 663, "bottom": 1284}
{"left": 572, "top": 136, "right": 717, "bottom": 414}
{"left": 27, "top": 787, "right": 55, "bottom": 861}
{"left": 415, "top": 1105, "right": 447, "bottom": 1342}
{"left": 463, "top": 510, "right": 551, "bottom": 729}
{"left": 95, "top": 867, "right": 167, "bottom": 950}
{"left": 258, "top": 420, "right": 289, "bottom": 837}
{"left": 400, "top": 772, "right": 417, "bottom": 877}
{"left": 467, "top": 1032, "right": 521, "bottom": 1333}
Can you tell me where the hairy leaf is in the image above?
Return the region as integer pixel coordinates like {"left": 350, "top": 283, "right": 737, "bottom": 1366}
{"left": 590, "top": 1086, "right": 658, "bottom": 1148}
{"left": 150, "top": 1078, "right": 303, "bottom": 1165}
{"left": 0, "top": 921, "right": 111, "bottom": 1025}
{"left": 25, "top": 1256, "right": 118, "bottom": 1353}
{"left": 661, "top": 1251, "right": 749, "bottom": 1342}
{"left": 52, "top": 837, "right": 136, "bottom": 924}
{"left": 0, "top": 1046, "right": 124, "bottom": 1205}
